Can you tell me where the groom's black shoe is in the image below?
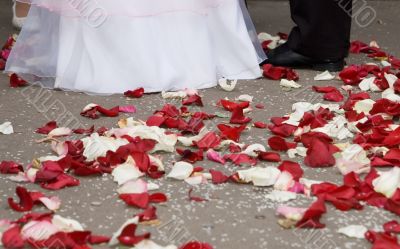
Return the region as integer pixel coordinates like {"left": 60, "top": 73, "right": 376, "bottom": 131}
{"left": 261, "top": 43, "right": 345, "bottom": 72}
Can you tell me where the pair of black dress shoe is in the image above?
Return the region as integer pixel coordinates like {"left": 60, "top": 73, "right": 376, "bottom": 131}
{"left": 262, "top": 43, "right": 345, "bottom": 72}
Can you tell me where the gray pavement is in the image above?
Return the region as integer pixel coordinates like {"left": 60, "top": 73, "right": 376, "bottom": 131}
{"left": 0, "top": 1, "right": 400, "bottom": 248}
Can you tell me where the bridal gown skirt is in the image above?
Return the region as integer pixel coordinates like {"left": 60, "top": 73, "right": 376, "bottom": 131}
{"left": 6, "top": 0, "right": 266, "bottom": 94}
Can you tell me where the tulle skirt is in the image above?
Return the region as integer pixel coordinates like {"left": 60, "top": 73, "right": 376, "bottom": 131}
{"left": 6, "top": 0, "right": 266, "bottom": 94}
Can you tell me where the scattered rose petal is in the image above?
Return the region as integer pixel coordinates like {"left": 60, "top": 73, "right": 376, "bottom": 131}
{"left": 9, "top": 73, "right": 27, "bottom": 87}
{"left": 338, "top": 225, "right": 368, "bottom": 239}
{"left": 266, "top": 190, "right": 297, "bottom": 203}
{"left": 0, "top": 122, "right": 14, "bottom": 135}
{"left": 124, "top": 87, "right": 144, "bottom": 98}
{"left": 167, "top": 162, "right": 193, "bottom": 180}
{"left": 280, "top": 79, "right": 301, "bottom": 89}
{"left": 218, "top": 79, "right": 237, "bottom": 92}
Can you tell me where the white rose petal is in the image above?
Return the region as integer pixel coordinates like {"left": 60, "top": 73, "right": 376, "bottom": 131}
{"left": 335, "top": 144, "right": 370, "bottom": 175}
{"left": 358, "top": 77, "right": 376, "bottom": 92}
{"left": 52, "top": 215, "right": 84, "bottom": 233}
{"left": 218, "top": 79, "right": 237, "bottom": 92}
{"left": 314, "top": 71, "right": 335, "bottom": 81}
{"left": 313, "top": 116, "right": 353, "bottom": 140}
{"left": 48, "top": 127, "right": 72, "bottom": 137}
{"left": 117, "top": 179, "right": 148, "bottom": 194}
{"left": 238, "top": 167, "right": 280, "bottom": 187}
{"left": 82, "top": 133, "right": 128, "bottom": 161}
{"left": 147, "top": 182, "right": 160, "bottom": 191}
{"left": 150, "top": 155, "right": 165, "bottom": 171}
{"left": 385, "top": 73, "right": 398, "bottom": 88}
{"left": 134, "top": 240, "right": 177, "bottom": 249}
{"left": 354, "top": 99, "right": 375, "bottom": 114}
{"left": 342, "top": 86, "right": 354, "bottom": 92}
{"left": 300, "top": 178, "right": 323, "bottom": 196}
{"left": 178, "top": 128, "right": 208, "bottom": 147}
{"left": 280, "top": 79, "right": 301, "bottom": 89}
{"left": 107, "top": 126, "right": 177, "bottom": 153}
{"left": 382, "top": 88, "right": 400, "bottom": 102}
{"left": 381, "top": 60, "right": 391, "bottom": 67}
{"left": 372, "top": 167, "right": 400, "bottom": 198}
{"left": 167, "top": 161, "right": 193, "bottom": 180}
{"left": 21, "top": 221, "right": 59, "bottom": 241}
{"left": 243, "top": 144, "right": 266, "bottom": 157}
{"left": 216, "top": 140, "right": 245, "bottom": 151}
{"left": 82, "top": 103, "right": 98, "bottom": 112}
{"left": 161, "top": 91, "right": 187, "bottom": 99}
{"left": 266, "top": 190, "right": 297, "bottom": 203}
{"left": 39, "top": 196, "right": 61, "bottom": 211}
{"left": 0, "top": 122, "right": 14, "bottom": 135}
{"left": 184, "top": 175, "right": 205, "bottom": 185}
{"left": 274, "top": 171, "right": 295, "bottom": 191}
{"left": 112, "top": 157, "right": 144, "bottom": 185}
{"left": 236, "top": 94, "right": 253, "bottom": 102}
{"left": 287, "top": 146, "right": 307, "bottom": 158}
{"left": 257, "top": 32, "right": 281, "bottom": 49}
{"left": 338, "top": 225, "right": 368, "bottom": 239}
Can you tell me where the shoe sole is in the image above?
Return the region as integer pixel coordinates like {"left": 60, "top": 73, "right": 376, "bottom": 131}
{"left": 312, "top": 61, "right": 346, "bottom": 72}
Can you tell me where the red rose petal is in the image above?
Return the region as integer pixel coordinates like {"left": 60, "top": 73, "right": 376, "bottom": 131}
{"left": 383, "top": 220, "right": 400, "bottom": 234}
{"left": 177, "top": 149, "right": 204, "bottom": 163}
{"left": 254, "top": 121, "right": 267, "bottom": 129}
{"left": 365, "top": 230, "right": 400, "bottom": 249}
{"left": 149, "top": 192, "right": 168, "bottom": 203}
{"left": 124, "top": 87, "right": 144, "bottom": 98}
{"left": 182, "top": 95, "right": 204, "bottom": 107}
{"left": 217, "top": 99, "right": 247, "bottom": 112}
{"left": 262, "top": 64, "right": 299, "bottom": 81}
{"left": 304, "top": 138, "right": 335, "bottom": 168}
{"left": 313, "top": 86, "right": 344, "bottom": 102}
{"left": 268, "top": 136, "right": 297, "bottom": 151}
{"left": 230, "top": 106, "right": 252, "bottom": 124}
{"left": 257, "top": 151, "right": 281, "bottom": 162}
{"left": 120, "top": 193, "right": 150, "bottom": 209}
{"left": 41, "top": 173, "right": 80, "bottom": 190}
{"left": 179, "top": 241, "right": 214, "bottom": 249}
{"left": 296, "top": 197, "right": 327, "bottom": 229}
{"left": 188, "top": 188, "right": 208, "bottom": 202}
{"left": 89, "top": 234, "right": 111, "bottom": 244}
{"left": 36, "top": 121, "right": 58, "bottom": 134}
{"left": 382, "top": 126, "right": 400, "bottom": 147}
{"left": 209, "top": 169, "right": 229, "bottom": 184}
{"left": 268, "top": 123, "right": 297, "bottom": 137}
{"left": 9, "top": 73, "right": 27, "bottom": 88}
{"left": 73, "top": 125, "right": 95, "bottom": 135}
{"left": 217, "top": 124, "right": 246, "bottom": 142}
{"left": 0, "top": 161, "right": 23, "bottom": 174}
{"left": 339, "top": 65, "right": 368, "bottom": 85}
{"left": 255, "top": 104, "right": 265, "bottom": 109}
{"left": 118, "top": 224, "right": 150, "bottom": 246}
{"left": 350, "top": 40, "right": 370, "bottom": 54}
{"left": 1, "top": 225, "right": 25, "bottom": 249}
{"left": 8, "top": 186, "right": 34, "bottom": 212}
{"left": 137, "top": 206, "right": 157, "bottom": 222}
{"left": 223, "top": 154, "right": 257, "bottom": 166}
{"left": 278, "top": 161, "right": 303, "bottom": 181}
{"left": 146, "top": 115, "right": 166, "bottom": 127}
{"left": 195, "top": 132, "right": 221, "bottom": 150}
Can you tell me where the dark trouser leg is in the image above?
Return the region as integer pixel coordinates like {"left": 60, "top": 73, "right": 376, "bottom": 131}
{"left": 287, "top": 0, "right": 352, "bottom": 60}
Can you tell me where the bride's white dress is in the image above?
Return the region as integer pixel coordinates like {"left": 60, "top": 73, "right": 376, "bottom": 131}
{"left": 6, "top": 0, "right": 266, "bottom": 94}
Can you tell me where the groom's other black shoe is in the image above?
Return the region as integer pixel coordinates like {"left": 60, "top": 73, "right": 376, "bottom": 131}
{"left": 264, "top": 0, "right": 353, "bottom": 72}
{"left": 264, "top": 43, "right": 345, "bottom": 72}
